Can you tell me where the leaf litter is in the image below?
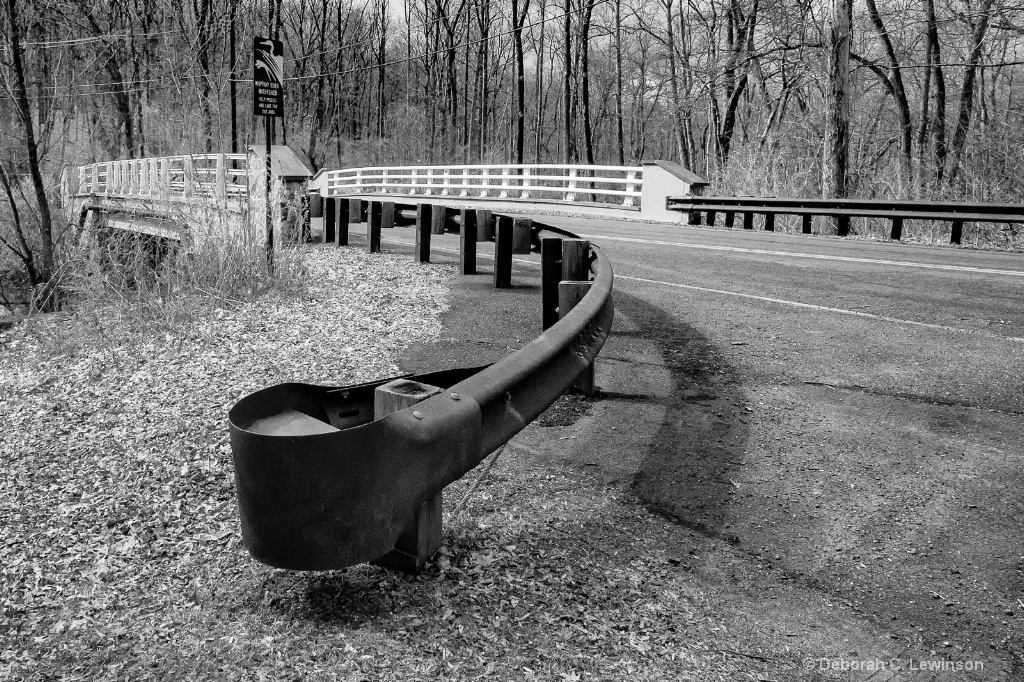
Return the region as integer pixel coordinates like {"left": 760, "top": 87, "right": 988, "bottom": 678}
{"left": 0, "top": 244, "right": 818, "bottom": 680}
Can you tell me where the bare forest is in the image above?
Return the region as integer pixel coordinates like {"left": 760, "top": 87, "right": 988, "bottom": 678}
{"left": 2, "top": 0, "right": 1024, "bottom": 297}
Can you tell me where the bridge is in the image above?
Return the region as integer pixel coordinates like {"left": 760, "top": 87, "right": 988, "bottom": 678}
{"left": 59, "top": 150, "right": 1024, "bottom": 673}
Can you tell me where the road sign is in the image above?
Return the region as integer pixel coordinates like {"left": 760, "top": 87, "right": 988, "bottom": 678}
{"left": 253, "top": 37, "right": 283, "bottom": 117}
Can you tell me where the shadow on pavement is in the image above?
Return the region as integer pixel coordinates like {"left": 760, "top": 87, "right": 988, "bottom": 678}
{"left": 614, "top": 291, "right": 752, "bottom": 542}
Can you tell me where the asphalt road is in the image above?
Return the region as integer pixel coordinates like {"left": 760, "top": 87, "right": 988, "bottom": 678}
{"left": 352, "top": 215, "right": 1023, "bottom": 677}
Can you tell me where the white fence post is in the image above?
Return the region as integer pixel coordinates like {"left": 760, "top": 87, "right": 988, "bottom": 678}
{"left": 565, "top": 167, "right": 578, "bottom": 202}
{"left": 499, "top": 167, "right": 510, "bottom": 198}
{"left": 624, "top": 170, "right": 639, "bottom": 207}
{"left": 520, "top": 166, "right": 531, "bottom": 199}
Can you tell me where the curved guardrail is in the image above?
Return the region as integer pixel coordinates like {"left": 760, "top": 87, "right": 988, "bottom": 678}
{"left": 227, "top": 219, "right": 613, "bottom": 571}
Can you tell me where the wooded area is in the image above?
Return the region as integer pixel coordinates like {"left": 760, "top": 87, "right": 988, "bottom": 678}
{"left": 2, "top": 0, "right": 1024, "bottom": 295}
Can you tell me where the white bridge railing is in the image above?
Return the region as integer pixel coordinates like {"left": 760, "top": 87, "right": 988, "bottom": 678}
{"left": 317, "top": 164, "right": 643, "bottom": 206}
{"left": 312, "top": 161, "right": 707, "bottom": 221}
{"left": 65, "top": 153, "right": 249, "bottom": 211}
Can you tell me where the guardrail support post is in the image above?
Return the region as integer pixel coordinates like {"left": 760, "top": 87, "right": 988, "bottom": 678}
{"left": 476, "top": 209, "right": 494, "bottom": 241}
{"left": 837, "top": 215, "right": 850, "bottom": 237}
{"left": 368, "top": 201, "right": 382, "bottom": 253}
{"left": 431, "top": 204, "right": 447, "bottom": 234}
{"left": 494, "top": 215, "right": 514, "bottom": 288}
{"left": 349, "top": 198, "right": 363, "bottom": 224}
{"left": 764, "top": 213, "right": 775, "bottom": 232}
{"left": 950, "top": 220, "right": 964, "bottom": 245}
{"left": 743, "top": 212, "right": 754, "bottom": 230}
{"left": 725, "top": 211, "right": 735, "bottom": 228}
{"left": 541, "top": 238, "right": 563, "bottom": 330}
{"left": 559, "top": 281, "right": 597, "bottom": 396}
{"left": 324, "top": 197, "right": 336, "bottom": 244}
{"left": 890, "top": 217, "right": 903, "bottom": 241}
{"left": 706, "top": 211, "right": 716, "bottom": 226}
{"left": 561, "top": 239, "right": 590, "bottom": 281}
{"left": 415, "top": 204, "right": 432, "bottom": 263}
{"left": 460, "top": 210, "right": 477, "bottom": 275}
{"left": 370, "top": 379, "right": 445, "bottom": 573}
{"left": 335, "top": 199, "right": 350, "bottom": 246}
{"left": 382, "top": 202, "right": 395, "bottom": 228}
{"left": 512, "top": 217, "right": 532, "bottom": 254}
{"left": 802, "top": 214, "right": 813, "bottom": 234}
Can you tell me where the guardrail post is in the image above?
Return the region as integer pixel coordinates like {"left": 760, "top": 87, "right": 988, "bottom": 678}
{"left": 349, "top": 198, "right": 363, "bottom": 225}
{"left": 541, "top": 238, "right": 563, "bottom": 330}
{"left": 890, "top": 217, "right": 903, "bottom": 241}
{"left": 743, "top": 212, "right": 754, "bottom": 230}
{"left": 335, "top": 198, "right": 350, "bottom": 246}
{"left": 494, "top": 215, "right": 514, "bottom": 288}
{"left": 415, "top": 204, "right": 432, "bottom": 263}
{"left": 512, "top": 217, "right": 532, "bottom": 254}
{"left": 521, "top": 167, "right": 532, "bottom": 199}
{"left": 950, "top": 220, "right": 964, "bottom": 245}
{"left": 460, "top": 209, "right": 477, "bottom": 275}
{"left": 725, "top": 211, "right": 735, "bottom": 228}
{"left": 559, "top": 281, "right": 596, "bottom": 396}
{"left": 382, "top": 202, "right": 395, "bottom": 228}
{"left": 476, "top": 209, "right": 494, "bottom": 241}
{"left": 561, "top": 239, "right": 590, "bottom": 282}
{"left": 705, "top": 211, "right": 716, "bottom": 226}
{"left": 368, "top": 201, "right": 382, "bottom": 253}
{"left": 431, "top": 204, "right": 447, "bottom": 234}
{"left": 324, "top": 197, "right": 337, "bottom": 244}
{"left": 764, "top": 213, "right": 775, "bottom": 232}
{"left": 802, "top": 214, "right": 813, "bottom": 234}
{"left": 309, "top": 194, "right": 323, "bottom": 219}
{"left": 370, "top": 379, "right": 445, "bottom": 573}
{"left": 837, "top": 215, "right": 850, "bottom": 237}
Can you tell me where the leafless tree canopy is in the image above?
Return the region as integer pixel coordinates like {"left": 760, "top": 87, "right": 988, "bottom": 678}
{"left": 2, "top": 0, "right": 1024, "bottom": 295}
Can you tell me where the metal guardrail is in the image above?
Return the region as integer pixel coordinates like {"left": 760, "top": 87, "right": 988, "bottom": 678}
{"left": 227, "top": 215, "right": 613, "bottom": 571}
{"left": 667, "top": 195, "right": 1024, "bottom": 244}
{"left": 318, "top": 163, "right": 643, "bottom": 206}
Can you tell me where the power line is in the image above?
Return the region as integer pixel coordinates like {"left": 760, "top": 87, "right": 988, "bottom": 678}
{"left": 25, "top": 30, "right": 183, "bottom": 48}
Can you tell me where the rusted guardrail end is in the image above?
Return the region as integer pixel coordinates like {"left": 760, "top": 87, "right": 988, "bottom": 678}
{"left": 228, "top": 219, "right": 613, "bottom": 572}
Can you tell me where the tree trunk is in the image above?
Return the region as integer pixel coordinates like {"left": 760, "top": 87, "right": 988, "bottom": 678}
{"left": 580, "top": 0, "right": 595, "bottom": 165}
{"left": 864, "top": 0, "right": 912, "bottom": 173}
{"left": 613, "top": 0, "right": 625, "bottom": 165}
{"left": 563, "top": 0, "right": 575, "bottom": 163}
{"left": 4, "top": 0, "right": 54, "bottom": 291}
{"left": 823, "top": 0, "right": 852, "bottom": 202}
{"left": 926, "top": 0, "right": 947, "bottom": 184}
{"left": 948, "top": 0, "right": 995, "bottom": 185}
{"left": 664, "top": 0, "right": 688, "bottom": 167}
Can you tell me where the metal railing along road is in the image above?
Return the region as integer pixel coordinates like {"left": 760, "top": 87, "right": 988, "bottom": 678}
{"left": 318, "top": 163, "right": 643, "bottom": 207}
{"left": 66, "top": 153, "right": 249, "bottom": 212}
{"left": 668, "top": 195, "right": 1024, "bottom": 244}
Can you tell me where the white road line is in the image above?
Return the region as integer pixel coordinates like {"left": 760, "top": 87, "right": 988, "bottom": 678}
{"left": 577, "top": 233, "right": 1024, "bottom": 277}
{"left": 618, "top": 275, "right": 1024, "bottom": 342}
{"left": 379, "top": 235, "right": 1024, "bottom": 341}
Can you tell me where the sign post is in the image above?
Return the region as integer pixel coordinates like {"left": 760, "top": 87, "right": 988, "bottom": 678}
{"left": 253, "top": 37, "right": 283, "bottom": 273}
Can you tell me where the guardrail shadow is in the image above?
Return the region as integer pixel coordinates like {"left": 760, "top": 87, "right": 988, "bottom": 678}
{"left": 613, "top": 290, "right": 751, "bottom": 542}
